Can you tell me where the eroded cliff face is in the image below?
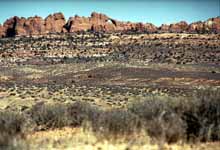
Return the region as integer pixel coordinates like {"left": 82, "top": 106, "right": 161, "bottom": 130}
{"left": 1, "top": 12, "right": 220, "bottom": 37}
{"left": 45, "top": 12, "right": 66, "bottom": 33}
{"left": 188, "top": 17, "right": 220, "bottom": 34}
{"left": 2, "top": 13, "right": 66, "bottom": 37}
{"left": 205, "top": 17, "right": 220, "bottom": 33}
{"left": 160, "top": 18, "right": 220, "bottom": 34}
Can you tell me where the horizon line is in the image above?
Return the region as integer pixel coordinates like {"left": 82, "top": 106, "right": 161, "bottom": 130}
{"left": 1, "top": 12, "right": 219, "bottom": 27}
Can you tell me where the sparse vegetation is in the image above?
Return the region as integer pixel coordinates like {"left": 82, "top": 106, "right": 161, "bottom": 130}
{"left": 0, "top": 32, "right": 220, "bottom": 149}
{"left": 67, "top": 101, "right": 101, "bottom": 127}
{"left": 28, "top": 103, "right": 70, "bottom": 130}
{"left": 0, "top": 88, "right": 220, "bottom": 149}
{"left": 92, "top": 109, "right": 141, "bottom": 139}
{"left": 182, "top": 89, "right": 220, "bottom": 142}
{"left": 0, "top": 111, "right": 27, "bottom": 149}
{"left": 128, "top": 97, "right": 186, "bottom": 143}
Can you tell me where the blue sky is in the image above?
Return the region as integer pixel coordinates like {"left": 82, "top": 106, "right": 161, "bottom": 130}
{"left": 0, "top": 0, "right": 219, "bottom": 26}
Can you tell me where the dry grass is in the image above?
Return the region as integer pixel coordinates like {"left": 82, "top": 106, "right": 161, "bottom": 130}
{"left": 26, "top": 127, "right": 220, "bottom": 150}
{"left": 1, "top": 89, "right": 220, "bottom": 149}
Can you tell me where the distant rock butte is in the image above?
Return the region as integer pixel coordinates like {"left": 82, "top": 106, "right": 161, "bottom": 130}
{"left": 1, "top": 12, "right": 220, "bottom": 37}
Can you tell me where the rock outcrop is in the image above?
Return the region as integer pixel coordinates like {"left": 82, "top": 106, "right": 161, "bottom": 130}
{"left": 65, "top": 15, "right": 92, "bottom": 32}
{"left": 3, "top": 17, "right": 17, "bottom": 37}
{"left": 0, "top": 24, "right": 5, "bottom": 37}
{"left": 159, "top": 24, "right": 170, "bottom": 33}
{"left": 65, "top": 12, "right": 118, "bottom": 32}
{"left": 170, "top": 21, "right": 188, "bottom": 33}
{"left": 187, "top": 17, "right": 220, "bottom": 34}
{"left": 188, "top": 21, "right": 205, "bottom": 33}
{"left": 204, "top": 17, "right": 220, "bottom": 33}
{"left": 0, "top": 12, "right": 220, "bottom": 38}
{"left": 3, "top": 16, "right": 46, "bottom": 36}
{"left": 19, "top": 16, "right": 45, "bottom": 35}
{"left": 45, "top": 12, "right": 66, "bottom": 33}
{"left": 2, "top": 13, "right": 65, "bottom": 37}
{"left": 159, "top": 21, "right": 188, "bottom": 33}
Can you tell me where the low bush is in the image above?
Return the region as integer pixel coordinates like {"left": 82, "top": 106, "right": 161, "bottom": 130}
{"left": 128, "top": 97, "right": 186, "bottom": 143}
{"left": 182, "top": 89, "right": 220, "bottom": 142}
{"left": 1, "top": 88, "right": 220, "bottom": 145}
{"left": 67, "top": 101, "right": 101, "bottom": 127}
{"left": 128, "top": 97, "right": 170, "bottom": 120}
{"left": 0, "top": 111, "right": 26, "bottom": 147}
{"left": 93, "top": 109, "right": 141, "bottom": 139}
{"left": 28, "top": 103, "right": 70, "bottom": 130}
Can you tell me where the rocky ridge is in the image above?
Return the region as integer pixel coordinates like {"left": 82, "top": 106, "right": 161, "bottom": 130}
{"left": 0, "top": 32, "right": 220, "bottom": 65}
{"left": 0, "top": 12, "right": 219, "bottom": 38}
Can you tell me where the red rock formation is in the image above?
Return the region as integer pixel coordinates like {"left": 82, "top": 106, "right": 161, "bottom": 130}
{"left": 66, "top": 15, "right": 92, "bottom": 32}
{"left": 66, "top": 12, "right": 114, "bottom": 32}
{"left": 45, "top": 12, "right": 66, "bottom": 33}
{"left": 204, "top": 17, "right": 220, "bottom": 33}
{"left": 23, "top": 16, "right": 45, "bottom": 35}
{"left": 3, "top": 16, "right": 45, "bottom": 36}
{"left": 3, "top": 13, "right": 65, "bottom": 36}
{"left": 3, "top": 17, "right": 17, "bottom": 37}
{"left": 188, "top": 21, "right": 205, "bottom": 33}
{"left": 141, "top": 23, "right": 158, "bottom": 33}
{"left": 15, "top": 17, "right": 28, "bottom": 36}
{"left": 90, "top": 12, "right": 117, "bottom": 32}
{"left": 0, "top": 24, "right": 5, "bottom": 37}
{"left": 160, "top": 24, "right": 170, "bottom": 33}
{"left": 169, "top": 21, "right": 188, "bottom": 33}
{"left": 188, "top": 17, "right": 220, "bottom": 33}
{"left": 65, "top": 12, "right": 158, "bottom": 33}
{"left": 104, "top": 23, "right": 116, "bottom": 32}
{"left": 212, "top": 17, "right": 220, "bottom": 33}
{"left": 90, "top": 12, "right": 109, "bottom": 24}
{"left": 0, "top": 12, "right": 219, "bottom": 38}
